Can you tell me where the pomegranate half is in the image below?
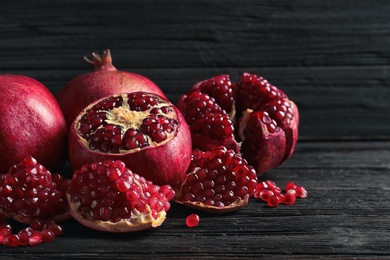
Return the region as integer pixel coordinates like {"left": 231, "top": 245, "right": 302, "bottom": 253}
{"left": 68, "top": 92, "right": 192, "bottom": 189}
{"left": 177, "top": 73, "right": 299, "bottom": 175}
{"left": 0, "top": 74, "right": 68, "bottom": 173}
{"left": 57, "top": 49, "right": 167, "bottom": 127}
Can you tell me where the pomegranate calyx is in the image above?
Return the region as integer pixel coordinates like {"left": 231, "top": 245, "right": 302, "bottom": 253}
{"left": 83, "top": 49, "right": 117, "bottom": 72}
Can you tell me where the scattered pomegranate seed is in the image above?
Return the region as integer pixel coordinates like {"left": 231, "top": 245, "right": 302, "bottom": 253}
{"left": 3, "top": 234, "right": 19, "bottom": 247}
{"left": 254, "top": 179, "right": 307, "bottom": 207}
{"left": 0, "top": 220, "right": 64, "bottom": 247}
{"left": 186, "top": 214, "right": 200, "bottom": 228}
{"left": 295, "top": 186, "right": 308, "bottom": 198}
{"left": 284, "top": 189, "right": 297, "bottom": 205}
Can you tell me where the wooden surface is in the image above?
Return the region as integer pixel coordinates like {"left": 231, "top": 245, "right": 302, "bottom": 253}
{"left": 1, "top": 141, "right": 390, "bottom": 259}
{"left": 1, "top": 1, "right": 390, "bottom": 259}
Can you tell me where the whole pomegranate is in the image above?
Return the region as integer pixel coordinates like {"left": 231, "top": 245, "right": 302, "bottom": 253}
{"left": 175, "top": 147, "right": 258, "bottom": 213}
{"left": 68, "top": 92, "right": 192, "bottom": 189}
{"left": 0, "top": 75, "right": 68, "bottom": 173}
{"left": 177, "top": 73, "right": 299, "bottom": 174}
{"left": 57, "top": 49, "right": 167, "bottom": 127}
{"left": 66, "top": 160, "right": 175, "bottom": 232}
{"left": 0, "top": 156, "right": 70, "bottom": 225}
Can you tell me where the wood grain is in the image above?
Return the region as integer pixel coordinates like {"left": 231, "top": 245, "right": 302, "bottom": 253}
{"left": 1, "top": 1, "right": 389, "bottom": 139}
{"left": 1, "top": 141, "right": 390, "bottom": 258}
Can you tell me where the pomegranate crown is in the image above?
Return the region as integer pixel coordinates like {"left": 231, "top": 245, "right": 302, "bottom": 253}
{"left": 83, "top": 49, "right": 117, "bottom": 72}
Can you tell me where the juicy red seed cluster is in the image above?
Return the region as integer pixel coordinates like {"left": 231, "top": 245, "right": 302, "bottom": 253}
{"left": 196, "top": 75, "right": 234, "bottom": 113}
{"left": 0, "top": 156, "right": 69, "bottom": 221}
{"left": 77, "top": 93, "right": 178, "bottom": 152}
{"left": 0, "top": 220, "right": 63, "bottom": 247}
{"left": 254, "top": 180, "right": 307, "bottom": 207}
{"left": 185, "top": 213, "right": 200, "bottom": 228}
{"left": 236, "top": 73, "right": 287, "bottom": 113}
{"left": 180, "top": 147, "right": 258, "bottom": 208}
{"left": 184, "top": 92, "right": 234, "bottom": 141}
{"left": 127, "top": 92, "right": 160, "bottom": 111}
{"left": 263, "top": 99, "right": 295, "bottom": 127}
{"left": 140, "top": 114, "right": 178, "bottom": 143}
{"left": 68, "top": 160, "right": 174, "bottom": 222}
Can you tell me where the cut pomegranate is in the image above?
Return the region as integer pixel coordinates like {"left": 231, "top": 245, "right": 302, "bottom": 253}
{"left": 186, "top": 214, "right": 200, "bottom": 228}
{"left": 0, "top": 156, "right": 70, "bottom": 225}
{"left": 68, "top": 92, "right": 192, "bottom": 188}
{"left": 57, "top": 49, "right": 167, "bottom": 127}
{"left": 175, "top": 147, "right": 258, "bottom": 213}
{"left": 66, "top": 160, "right": 175, "bottom": 232}
{"left": 178, "top": 73, "right": 299, "bottom": 174}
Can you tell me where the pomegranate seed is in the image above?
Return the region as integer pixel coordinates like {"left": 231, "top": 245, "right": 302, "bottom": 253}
{"left": 44, "top": 222, "right": 64, "bottom": 237}
{"left": 267, "top": 195, "right": 281, "bottom": 207}
{"left": 3, "top": 234, "right": 19, "bottom": 247}
{"left": 41, "top": 229, "right": 55, "bottom": 243}
{"left": 295, "top": 186, "right": 308, "bottom": 198}
{"left": 285, "top": 181, "right": 297, "bottom": 191}
{"left": 0, "top": 224, "right": 12, "bottom": 235}
{"left": 30, "top": 220, "right": 44, "bottom": 231}
{"left": 17, "top": 232, "right": 30, "bottom": 246}
{"left": 186, "top": 214, "right": 200, "bottom": 228}
{"left": 284, "top": 189, "right": 297, "bottom": 205}
{"left": 259, "top": 189, "right": 274, "bottom": 202}
{"left": 28, "top": 231, "right": 42, "bottom": 246}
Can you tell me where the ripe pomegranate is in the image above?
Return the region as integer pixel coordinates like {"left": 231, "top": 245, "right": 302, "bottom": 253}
{"left": 0, "top": 156, "right": 70, "bottom": 225}
{"left": 57, "top": 49, "right": 167, "bottom": 127}
{"left": 0, "top": 75, "right": 68, "bottom": 173}
{"left": 175, "top": 147, "right": 258, "bottom": 213}
{"left": 68, "top": 92, "right": 192, "bottom": 188}
{"left": 177, "top": 73, "right": 299, "bottom": 174}
{"left": 66, "top": 160, "right": 175, "bottom": 232}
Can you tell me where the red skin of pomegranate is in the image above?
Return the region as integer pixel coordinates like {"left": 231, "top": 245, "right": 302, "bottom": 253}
{"left": 68, "top": 93, "right": 192, "bottom": 189}
{"left": 57, "top": 49, "right": 167, "bottom": 127}
{"left": 0, "top": 75, "right": 68, "bottom": 173}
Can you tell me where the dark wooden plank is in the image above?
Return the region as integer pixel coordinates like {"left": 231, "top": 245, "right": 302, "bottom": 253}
{"left": 1, "top": 141, "right": 390, "bottom": 258}
{"left": 1, "top": 1, "right": 390, "bottom": 140}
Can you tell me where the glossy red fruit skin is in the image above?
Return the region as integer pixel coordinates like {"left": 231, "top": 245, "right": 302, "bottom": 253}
{"left": 57, "top": 49, "right": 167, "bottom": 127}
{"left": 0, "top": 75, "right": 68, "bottom": 173}
{"left": 68, "top": 93, "right": 192, "bottom": 189}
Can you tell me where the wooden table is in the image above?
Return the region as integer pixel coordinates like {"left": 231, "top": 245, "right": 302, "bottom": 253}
{"left": 2, "top": 140, "right": 389, "bottom": 259}
{"left": 1, "top": 1, "right": 390, "bottom": 258}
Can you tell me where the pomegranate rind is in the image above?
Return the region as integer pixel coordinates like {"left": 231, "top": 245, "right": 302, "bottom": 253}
{"left": 176, "top": 198, "right": 249, "bottom": 214}
{"left": 68, "top": 93, "right": 192, "bottom": 189}
{"left": 66, "top": 195, "right": 166, "bottom": 232}
{"left": 0, "top": 74, "right": 68, "bottom": 173}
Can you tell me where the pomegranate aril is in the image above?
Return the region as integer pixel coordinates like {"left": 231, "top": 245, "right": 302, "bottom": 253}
{"left": 267, "top": 195, "right": 281, "bottom": 207}
{"left": 284, "top": 189, "right": 297, "bottom": 205}
{"left": 41, "top": 229, "right": 55, "bottom": 243}
{"left": 44, "top": 221, "right": 64, "bottom": 237}
{"left": 3, "top": 234, "right": 19, "bottom": 247}
{"left": 259, "top": 189, "right": 274, "bottom": 202}
{"left": 28, "top": 231, "right": 42, "bottom": 246}
{"left": 17, "top": 232, "right": 30, "bottom": 246}
{"left": 285, "top": 181, "right": 297, "bottom": 191}
{"left": 186, "top": 214, "right": 200, "bottom": 228}
{"left": 295, "top": 186, "right": 308, "bottom": 198}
